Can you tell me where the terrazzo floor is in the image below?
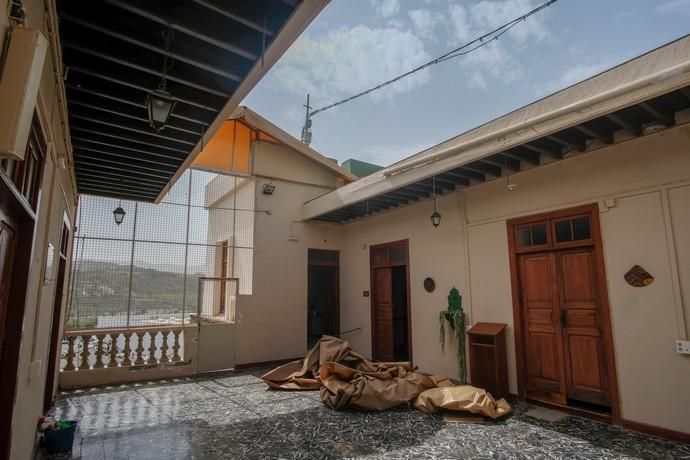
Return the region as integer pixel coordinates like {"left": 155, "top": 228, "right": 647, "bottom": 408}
{"left": 43, "top": 368, "right": 690, "bottom": 460}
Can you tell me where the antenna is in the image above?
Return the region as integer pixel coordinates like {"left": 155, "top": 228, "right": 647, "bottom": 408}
{"left": 300, "top": 94, "right": 313, "bottom": 145}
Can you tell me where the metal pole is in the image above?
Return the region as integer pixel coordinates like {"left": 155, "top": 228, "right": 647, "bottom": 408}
{"left": 181, "top": 170, "right": 193, "bottom": 324}
{"left": 125, "top": 202, "right": 138, "bottom": 328}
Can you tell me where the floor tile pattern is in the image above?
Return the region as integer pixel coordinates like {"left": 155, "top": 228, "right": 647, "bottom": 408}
{"left": 42, "top": 369, "right": 690, "bottom": 459}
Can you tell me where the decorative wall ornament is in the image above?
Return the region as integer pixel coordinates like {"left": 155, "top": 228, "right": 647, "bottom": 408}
{"left": 439, "top": 287, "right": 467, "bottom": 383}
{"left": 624, "top": 265, "right": 654, "bottom": 287}
{"left": 423, "top": 277, "right": 435, "bottom": 293}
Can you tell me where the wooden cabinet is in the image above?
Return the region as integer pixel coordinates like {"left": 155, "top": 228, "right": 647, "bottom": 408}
{"left": 467, "top": 322, "right": 509, "bottom": 399}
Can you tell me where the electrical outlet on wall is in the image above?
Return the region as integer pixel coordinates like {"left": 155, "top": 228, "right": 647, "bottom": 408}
{"left": 676, "top": 340, "right": 690, "bottom": 355}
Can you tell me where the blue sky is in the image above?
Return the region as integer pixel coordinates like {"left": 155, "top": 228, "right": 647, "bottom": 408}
{"left": 243, "top": 0, "right": 690, "bottom": 167}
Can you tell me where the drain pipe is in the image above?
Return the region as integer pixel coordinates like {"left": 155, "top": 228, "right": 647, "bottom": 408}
{"left": 384, "top": 59, "right": 690, "bottom": 177}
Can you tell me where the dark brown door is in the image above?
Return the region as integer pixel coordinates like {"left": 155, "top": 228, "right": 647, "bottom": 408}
{"left": 372, "top": 267, "right": 394, "bottom": 361}
{"left": 0, "top": 211, "right": 18, "bottom": 366}
{"left": 307, "top": 249, "right": 340, "bottom": 348}
{"left": 558, "top": 249, "right": 610, "bottom": 406}
{"left": 518, "top": 252, "right": 566, "bottom": 402}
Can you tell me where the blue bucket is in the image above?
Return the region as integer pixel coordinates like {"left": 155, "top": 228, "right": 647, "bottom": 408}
{"left": 43, "top": 421, "right": 78, "bottom": 454}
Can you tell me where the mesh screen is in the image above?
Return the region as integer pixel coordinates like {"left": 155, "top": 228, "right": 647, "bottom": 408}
{"left": 67, "top": 169, "right": 255, "bottom": 330}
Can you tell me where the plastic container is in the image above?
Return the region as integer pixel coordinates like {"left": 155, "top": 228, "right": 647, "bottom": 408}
{"left": 43, "top": 421, "right": 78, "bottom": 454}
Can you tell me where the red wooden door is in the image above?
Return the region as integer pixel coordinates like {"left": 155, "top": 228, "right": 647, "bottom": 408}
{"left": 0, "top": 211, "right": 18, "bottom": 362}
{"left": 558, "top": 249, "right": 610, "bottom": 406}
{"left": 372, "top": 267, "right": 394, "bottom": 361}
{"left": 518, "top": 252, "right": 567, "bottom": 402}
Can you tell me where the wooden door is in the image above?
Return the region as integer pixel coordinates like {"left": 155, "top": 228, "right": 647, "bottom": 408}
{"left": 518, "top": 252, "right": 567, "bottom": 402}
{"left": 372, "top": 267, "right": 394, "bottom": 361}
{"left": 0, "top": 212, "right": 18, "bottom": 364}
{"left": 557, "top": 249, "right": 610, "bottom": 406}
{"left": 510, "top": 204, "right": 616, "bottom": 415}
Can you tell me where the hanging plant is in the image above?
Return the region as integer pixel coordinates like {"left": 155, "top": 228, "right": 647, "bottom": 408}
{"left": 439, "top": 287, "right": 467, "bottom": 383}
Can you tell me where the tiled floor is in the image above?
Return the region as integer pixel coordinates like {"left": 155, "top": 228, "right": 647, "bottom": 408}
{"left": 44, "top": 369, "right": 690, "bottom": 459}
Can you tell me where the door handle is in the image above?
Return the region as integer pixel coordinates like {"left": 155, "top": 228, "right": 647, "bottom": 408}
{"left": 560, "top": 310, "right": 567, "bottom": 329}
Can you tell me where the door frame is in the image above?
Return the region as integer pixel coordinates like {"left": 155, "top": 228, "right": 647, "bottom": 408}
{"left": 369, "top": 239, "right": 412, "bottom": 363}
{"left": 507, "top": 203, "right": 621, "bottom": 423}
{"left": 307, "top": 249, "right": 340, "bottom": 342}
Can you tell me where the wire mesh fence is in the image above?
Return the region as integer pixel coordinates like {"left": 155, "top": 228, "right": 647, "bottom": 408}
{"left": 66, "top": 169, "right": 255, "bottom": 330}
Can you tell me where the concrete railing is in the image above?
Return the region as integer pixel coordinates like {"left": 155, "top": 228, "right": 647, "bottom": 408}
{"left": 59, "top": 324, "right": 198, "bottom": 389}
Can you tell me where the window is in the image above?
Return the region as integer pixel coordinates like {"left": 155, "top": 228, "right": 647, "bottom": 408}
{"left": 516, "top": 223, "right": 548, "bottom": 248}
{"left": 0, "top": 115, "right": 46, "bottom": 210}
{"left": 554, "top": 216, "right": 591, "bottom": 243}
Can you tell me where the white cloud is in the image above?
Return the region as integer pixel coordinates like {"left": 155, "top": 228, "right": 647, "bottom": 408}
{"left": 269, "top": 26, "right": 431, "bottom": 103}
{"left": 446, "top": 0, "right": 549, "bottom": 90}
{"left": 408, "top": 9, "right": 445, "bottom": 40}
{"left": 469, "top": 0, "right": 549, "bottom": 44}
{"left": 655, "top": 0, "right": 690, "bottom": 14}
{"left": 370, "top": 0, "right": 400, "bottom": 18}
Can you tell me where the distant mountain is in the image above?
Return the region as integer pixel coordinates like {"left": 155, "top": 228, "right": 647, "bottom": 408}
{"left": 68, "top": 260, "right": 204, "bottom": 328}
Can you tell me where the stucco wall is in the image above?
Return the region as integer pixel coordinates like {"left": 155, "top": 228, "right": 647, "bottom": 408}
{"left": 338, "top": 193, "right": 468, "bottom": 377}
{"left": 3, "top": 1, "right": 79, "bottom": 458}
{"left": 334, "top": 125, "right": 690, "bottom": 435}
{"left": 461, "top": 125, "right": 690, "bottom": 434}
{"left": 233, "top": 142, "right": 343, "bottom": 365}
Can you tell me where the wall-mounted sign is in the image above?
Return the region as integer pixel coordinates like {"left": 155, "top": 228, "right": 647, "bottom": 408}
{"left": 43, "top": 243, "right": 55, "bottom": 285}
{"left": 624, "top": 265, "right": 654, "bottom": 287}
{"left": 423, "top": 277, "right": 436, "bottom": 293}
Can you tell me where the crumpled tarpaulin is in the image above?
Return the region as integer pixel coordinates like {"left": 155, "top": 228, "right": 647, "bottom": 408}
{"left": 261, "top": 336, "right": 511, "bottom": 417}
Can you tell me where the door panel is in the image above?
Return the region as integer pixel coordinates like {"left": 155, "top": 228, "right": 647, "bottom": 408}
{"left": 518, "top": 253, "right": 566, "bottom": 399}
{"left": 558, "top": 249, "right": 610, "bottom": 406}
{"left": 373, "top": 267, "right": 394, "bottom": 361}
{"left": 0, "top": 217, "right": 18, "bottom": 361}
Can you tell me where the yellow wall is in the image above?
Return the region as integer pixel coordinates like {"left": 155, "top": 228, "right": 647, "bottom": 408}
{"left": 2, "top": 1, "right": 79, "bottom": 458}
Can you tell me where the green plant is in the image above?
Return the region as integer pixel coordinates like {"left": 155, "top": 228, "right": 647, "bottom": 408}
{"left": 439, "top": 287, "right": 467, "bottom": 383}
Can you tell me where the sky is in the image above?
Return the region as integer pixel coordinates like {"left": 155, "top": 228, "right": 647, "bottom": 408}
{"left": 242, "top": 0, "right": 690, "bottom": 167}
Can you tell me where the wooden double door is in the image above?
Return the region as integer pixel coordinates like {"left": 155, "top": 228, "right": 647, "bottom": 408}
{"left": 509, "top": 205, "right": 617, "bottom": 412}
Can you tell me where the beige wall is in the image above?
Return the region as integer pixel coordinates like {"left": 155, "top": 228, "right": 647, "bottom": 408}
{"left": 2, "top": 1, "right": 79, "bottom": 458}
{"left": 333, "top": 125, "right": 690, "bottom": 435}
{"left": 338, "top": 193, "right": 468, "bottom": 376}
{"left": 233, "top": 142, "right": 343, "bottom": 365}
{"left": 460, "top": 125, "right": 690, "bottom": 434}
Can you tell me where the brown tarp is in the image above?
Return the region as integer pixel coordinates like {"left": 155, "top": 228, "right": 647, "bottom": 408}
{"left": 261, "top": 336, "right": 511, "bottom": 417}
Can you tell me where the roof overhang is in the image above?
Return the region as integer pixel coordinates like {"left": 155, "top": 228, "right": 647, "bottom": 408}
{"left": 230, "top": 106, "right": 357, "bottom": 183}
{"left": 303, "top": 34, "right": 690, "bottom": 223}
{"left": 57, "top": 0, "right": 329, "bottom": 202}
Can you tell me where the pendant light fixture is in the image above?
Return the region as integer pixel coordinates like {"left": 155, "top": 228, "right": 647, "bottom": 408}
{"left": 147, "top": 28, "right": 176, "bottom": 132}
{"left": 113, "top": 200, "right": 126, "bottom": 226}
{"left": 430, "top": 176, "right": 442, "bottom": 228}
{"left": 505, "top": 154, "right": 517, "bottom": 191}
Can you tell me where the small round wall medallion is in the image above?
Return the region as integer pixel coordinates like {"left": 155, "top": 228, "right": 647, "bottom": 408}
{"left": 423, "top": 277, "right": 435, "bottom": 293}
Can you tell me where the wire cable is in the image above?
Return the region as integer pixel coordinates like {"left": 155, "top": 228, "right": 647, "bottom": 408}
{"left": 308, "top": 0, "right": 558, "bottom": 118}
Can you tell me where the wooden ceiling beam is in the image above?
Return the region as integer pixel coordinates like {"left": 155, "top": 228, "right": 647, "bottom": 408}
{"left": 546, "top": 134, "right": 585, "bottom": 152}
{"left": 521, "top": 142, "right": 562, "bottom": 160}
{"left": 639, "top": 101, "right": 675, "bottom": 126}
{"left": 573, "top": 124, "right": 612, "bottom": 144}
{"left": 606, "top": 113, "right": 641, "bottom": 135}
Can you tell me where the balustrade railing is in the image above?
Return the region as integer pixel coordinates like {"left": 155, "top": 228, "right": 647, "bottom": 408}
{"left": 61, "top": 326, "right": 186, "bottom": 372}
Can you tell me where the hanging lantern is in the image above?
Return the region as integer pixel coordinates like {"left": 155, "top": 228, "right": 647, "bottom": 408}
{"left": 147, "top": 28, "right": 176, "bottom": 132}
{"left": 147, "top": 89, "right": 176, "bottom": 132}
{"left": 430, "top": 176, "right": 442, "bottom": 228}
{"left": 113, "top": 206, "right": 126, "bottom": 226}
{"left": 430, "top": 210, "right": 442, "bottom": 228}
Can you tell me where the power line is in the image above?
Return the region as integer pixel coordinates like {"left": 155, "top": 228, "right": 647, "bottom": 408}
{"left": 300, "top": 0, "right": 559, "bottom": 144}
